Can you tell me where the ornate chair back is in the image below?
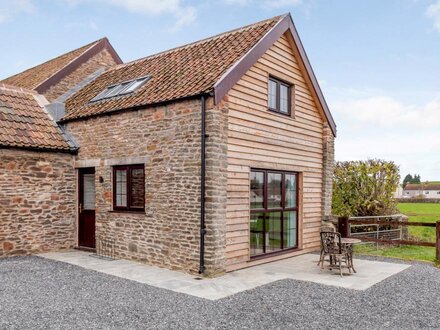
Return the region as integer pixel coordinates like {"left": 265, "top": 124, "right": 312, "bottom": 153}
{"left": 320, "top": 231, "right": 342, "bottom": 255}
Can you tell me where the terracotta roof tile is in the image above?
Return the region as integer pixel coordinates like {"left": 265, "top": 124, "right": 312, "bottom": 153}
{"left": 1, "top": 39, "right": 102, "bottom": 90}
{"left": 0, "top": 84, "right": 72, "bottom": 151}
{"left": 404, "top": 184, "right": 440, "bottom": 191}
{"left": 62, "top": 16, "right": 281, "bottom": 121}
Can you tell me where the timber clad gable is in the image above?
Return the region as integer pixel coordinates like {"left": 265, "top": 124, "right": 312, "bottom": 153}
{"left": 225, "top": 33, "right": 328, "bottom": 271}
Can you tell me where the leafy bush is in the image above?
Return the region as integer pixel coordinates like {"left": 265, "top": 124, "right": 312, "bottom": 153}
{"left": 332, "top": 159, "right": 400, "bottom": 217}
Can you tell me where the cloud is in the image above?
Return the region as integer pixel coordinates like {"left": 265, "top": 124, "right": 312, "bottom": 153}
{"left": 333, "top": 96, "right": 440, "bottom": 129}
{"left": 63, "top": 0, "right": 197, "bottom": 29}
{"left": 223, "top": 0, "right": 251, "bottom": 5}
{"left": 0, "top": 0, "right": 35, "bottom": 24}
{"left": 331, "top": 93, "right": 440, "bottom": 180}
{"left": 335, "top": 130, "right": 440, "bottom": 181}
{"left": 172, "top": 5, "right": 197, "bottom": 31}
{"left": 64, "top": 19, "right": 99, "bottom": 31}
{"left": 427, "top": 0, "right": 440, "bottom": 32}
{"left": 262, "top": 0, "right": 303, "bottom": 8}
{"left": 222, "top": 0, "right": 303, "bottom": 8}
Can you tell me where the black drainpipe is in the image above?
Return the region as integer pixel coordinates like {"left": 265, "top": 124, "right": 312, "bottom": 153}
{"left": 199, "top": 95, "right": 207, "bottom": 274}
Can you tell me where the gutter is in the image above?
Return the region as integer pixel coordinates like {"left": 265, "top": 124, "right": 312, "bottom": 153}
{"left": 0, "top": 144, "right": 77, "bottom": 154}
{"left": 199, "top": 95, "right": 207, "bottom": 274}
{"left": 58, "top": 93, "right": 206, "bottom": 124}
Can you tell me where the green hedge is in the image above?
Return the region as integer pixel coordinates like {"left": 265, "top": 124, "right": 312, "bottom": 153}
{"left": 332, "top": 159, "right": 400, "bottom": 217}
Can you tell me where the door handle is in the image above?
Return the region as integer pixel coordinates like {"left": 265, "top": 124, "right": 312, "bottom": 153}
{"left": 79, "top": 203, "right": 83, "bottom": 212}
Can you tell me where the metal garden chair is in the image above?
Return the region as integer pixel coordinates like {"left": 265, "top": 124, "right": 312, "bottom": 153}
{"left": 318, "top": 231, "right": 350, "bottom": 277}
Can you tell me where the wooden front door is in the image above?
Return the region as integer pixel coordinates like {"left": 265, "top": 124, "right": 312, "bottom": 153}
{"left": 78, "top": 168, "right": 96, "bottom": 248}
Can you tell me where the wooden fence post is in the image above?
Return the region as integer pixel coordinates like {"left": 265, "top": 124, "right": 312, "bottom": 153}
{"left": 436, "top": 221, "right": 440, "bottom": 261}
{"left": 338, "top": 216, "right": 349, "bottom": 238}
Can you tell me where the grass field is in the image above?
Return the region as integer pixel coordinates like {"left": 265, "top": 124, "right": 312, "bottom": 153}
{"left": 398, "top": 203, "right": 439, "bottom": 242}
{"left": 354, "top": 203, "right": 440, "bottom": 263}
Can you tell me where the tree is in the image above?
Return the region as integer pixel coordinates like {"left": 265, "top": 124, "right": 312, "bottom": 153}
{"left": 332, "top": 159, "right": 400, "bottom": 217}
{"left": 403, "top": 174, "right": 413, "bottom": 187}
{"left": 413, "top": 174, "right": 421, "bottom": 184}
{"left": 402, "top": 173, "right": 421, "bottom": 187}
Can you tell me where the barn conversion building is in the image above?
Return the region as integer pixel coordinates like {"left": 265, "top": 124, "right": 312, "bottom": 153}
{"left": 0, "top": 14, "right": 336, "bottom": 275}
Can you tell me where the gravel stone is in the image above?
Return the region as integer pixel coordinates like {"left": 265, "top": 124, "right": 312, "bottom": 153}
{"left": 0, "top": 256, "right": 439, "bottom": 329}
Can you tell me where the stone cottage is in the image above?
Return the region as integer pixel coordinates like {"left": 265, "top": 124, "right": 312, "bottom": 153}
{"left": 0, "top": 14, "right": 336, "bottom": 276}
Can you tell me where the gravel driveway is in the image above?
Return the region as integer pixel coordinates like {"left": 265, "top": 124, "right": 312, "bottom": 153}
{"left": 0, "top": 256, "right": 439, "bottom": 329}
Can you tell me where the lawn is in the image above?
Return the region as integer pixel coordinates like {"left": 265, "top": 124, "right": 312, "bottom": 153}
{"left": 354, "top": 202, "right": 440, "bottom": 263}
{"left": 398, "top": 203, "right": 440, "bottom": 242}
{"left": 355, "top": 244, "right": 436, "bottom": 263}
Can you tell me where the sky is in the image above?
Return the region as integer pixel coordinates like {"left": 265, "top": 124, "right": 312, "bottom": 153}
{"left": 0, "top": 0, "right": 439, "bottom": 181}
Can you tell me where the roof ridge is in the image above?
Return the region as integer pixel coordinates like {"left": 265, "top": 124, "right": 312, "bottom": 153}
{"left": 0, "top": 83, "right": 39, "bottom": 95}
{"left": 110, "top": 14, "right": 285, "bottom": 70}
{"left": 33, "top": 38, "right": 107, "bottom": 91}
{"left": 1, "top": 38, "right": 106, "bottom": 88}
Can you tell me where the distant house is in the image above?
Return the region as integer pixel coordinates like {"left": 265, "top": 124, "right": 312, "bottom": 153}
{"left": 403, "top": 183, "right": 440, "bottom": 199}
{"left": 394, "top": 185, "right": 404, "bottom": 198}
{"left": 0, "top": 14, "right": 336, "bottom": 275}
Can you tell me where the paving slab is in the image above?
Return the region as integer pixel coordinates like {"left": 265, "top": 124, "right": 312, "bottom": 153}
{"left": 39, "top": 250, "right": 410, "bottom": 300}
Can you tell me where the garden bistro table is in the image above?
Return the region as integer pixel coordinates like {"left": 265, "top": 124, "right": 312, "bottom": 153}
{"left": 340, "top": 238, "right": 362, "bottom": 273}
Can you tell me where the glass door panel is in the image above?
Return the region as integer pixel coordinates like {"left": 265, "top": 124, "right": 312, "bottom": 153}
{"left": 266, "top": 212, "right": 282, "bottom": 252}
{"left": 285, "top": 174, "right": 297, "bottom": 208}
{"left": 283, "top": 211, "right": 297, "bottom": 248}
{"left": 250, "top": 171, "right": 264, "bottom": 209}
{"left": 250, "top": 213, "right": 265, "bottom": 256}
{"left": 267, "top": 172, "right": 282, "bottom": 209}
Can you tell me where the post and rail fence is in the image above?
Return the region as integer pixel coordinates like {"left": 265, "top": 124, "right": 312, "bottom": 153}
{"left": 337, "top": 216, "right": 440, "bottom": 261}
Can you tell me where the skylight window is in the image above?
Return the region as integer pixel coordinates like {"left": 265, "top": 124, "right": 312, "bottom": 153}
{"left": 90, "top": 76, "right": 150, "bottom": 102}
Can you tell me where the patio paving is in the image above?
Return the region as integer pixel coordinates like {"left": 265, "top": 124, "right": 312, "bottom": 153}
{"left": 1, "top": 255, "right": 439, "bottom": 329}
{"left": 39, "top": 250, "right": 410, "bottom": 300}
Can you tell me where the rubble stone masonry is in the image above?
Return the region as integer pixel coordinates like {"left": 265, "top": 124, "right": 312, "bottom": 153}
{"left": 66, "top": 97, "right": 228, "bottom": 275}
{"left": 204, "top": 98, "right": 228, "bottom": 276}
{"left": 322, "top": 124, "right": 335, "bottom": 218}
{"left": 0, "top": 149, "right": 76, "bottom": 256}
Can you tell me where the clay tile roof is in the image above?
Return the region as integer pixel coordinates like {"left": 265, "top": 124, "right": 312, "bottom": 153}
{"left": 1, "top": 38, "right": 110, "bottom": 91}
{"left": 404, "top": 183, "right": 440, "bottom": 191}
{"left": 0, "top": 83, "right": 73, "bottom": 152}
{"left": 61, "top": 15, "right": 282, "bottom": 121}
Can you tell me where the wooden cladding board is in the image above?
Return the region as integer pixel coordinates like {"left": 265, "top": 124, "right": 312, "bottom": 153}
{"left": 225, "top": 33, "right": 325, "bottom": 271}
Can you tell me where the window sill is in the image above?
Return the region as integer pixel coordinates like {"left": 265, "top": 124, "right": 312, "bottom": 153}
{"left": 267, "top": 108, "right": 293, "bottom": 119}
{"left": 108, "top": 210, "right": 145, "bottom": 215}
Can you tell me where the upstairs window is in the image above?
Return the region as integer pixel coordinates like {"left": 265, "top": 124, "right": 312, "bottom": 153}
{"left": 113, "top": 165, "right": 145, "bottom": 212}
{"left": 268, "top": 76, "right": 291, "bottom": 116}
{"left": 90, "top": 76, "right": 150, "bottom": 102}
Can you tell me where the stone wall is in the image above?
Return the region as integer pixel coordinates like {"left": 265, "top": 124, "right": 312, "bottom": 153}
{"left": 0, "top": 149, "right": 76, "bottom": 257}
{"left": 203, "top": 98, "right": 228, "bottom": 276}
{"left": 43, "top": 49, "right": 117, "bottom": 102}
{"left": 65, "top": 97, "right": 227, "bottom": 275}
{"left": 322, "top": 124, "right": 335, "bottom": 219}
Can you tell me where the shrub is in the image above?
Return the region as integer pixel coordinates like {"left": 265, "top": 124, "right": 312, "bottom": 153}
{"left": 332, "top": 159, "right": 400, "bottom": 217}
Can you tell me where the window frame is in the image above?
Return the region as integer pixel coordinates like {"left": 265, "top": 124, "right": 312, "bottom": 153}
{"left": 267, "top": 76, "right": 292, "bottom": 116}
{"left": 90, "top": 75, "right": 151, "bottom": 103}
{"left": 112, "top": 164, "right": 145, "bottom": 212}
{"left": 250, "top": 169, "right": 299, "bottom": 259}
